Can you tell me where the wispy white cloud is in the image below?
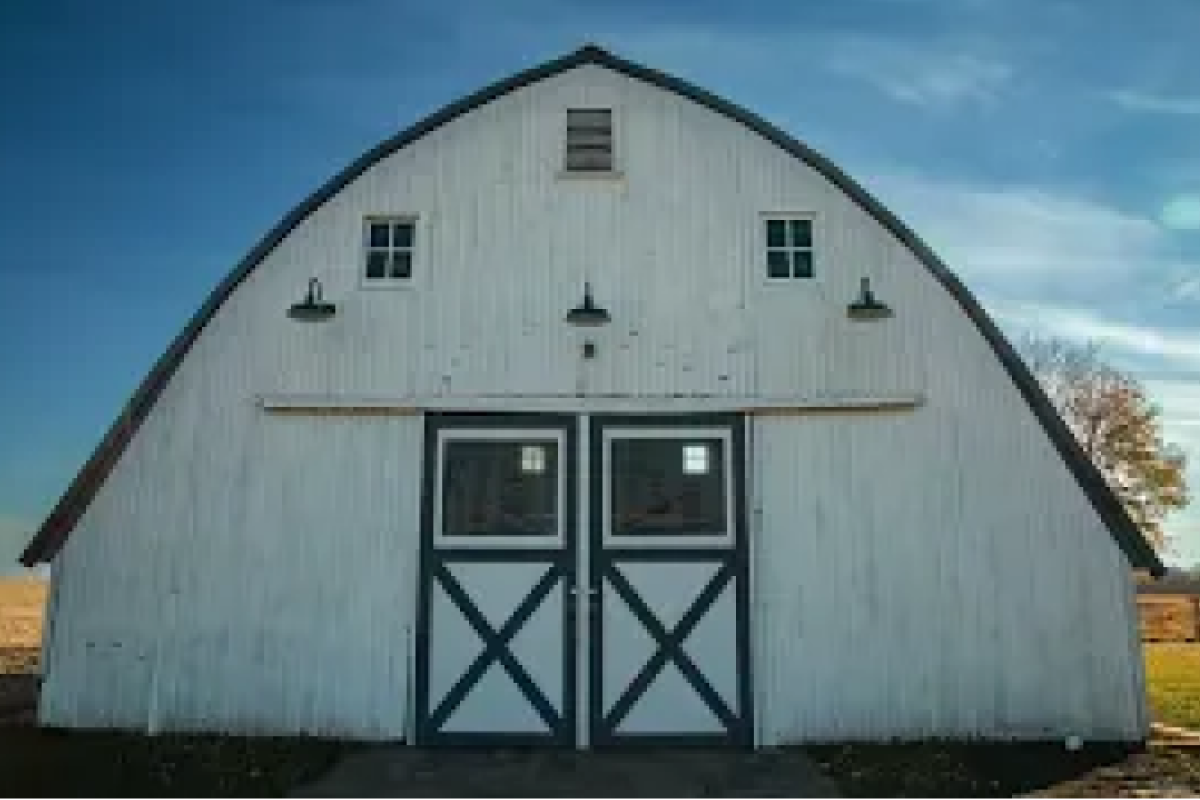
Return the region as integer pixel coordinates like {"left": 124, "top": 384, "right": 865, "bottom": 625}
{"left": 995, "top": 304, "right": 1200, "bottom": 369}
{"left": 867, "top": 173, "right": 1165, "bottom": 282}
{"left": 1108, "top": 89, "right": 1200, "bottom": 116}
{"left": 1172, "top": 276, "right": 1200, "bottom": 301}
{"left": 826, "top": 38, "right": 1013, "bottom": 108}
{"left": 1161, "top": 194, "right": 1200, "bottom": 231}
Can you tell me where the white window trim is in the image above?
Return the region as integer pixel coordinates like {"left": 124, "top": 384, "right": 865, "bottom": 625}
{"left": 601, "top": 427, "right": 735, "bottom": 549}
{"left": 761, "top": 212, "right": 818, "bottom": 285}
{"left": 360, "top": 214, "right": 423, "bottom": 290}
{"left": 433, "top": 428, "right": 567, "bottom": 550}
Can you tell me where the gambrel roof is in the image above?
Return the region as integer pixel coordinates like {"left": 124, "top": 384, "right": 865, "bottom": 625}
{"left": 20, "top": 45, "right": 1165, "bottom": 575}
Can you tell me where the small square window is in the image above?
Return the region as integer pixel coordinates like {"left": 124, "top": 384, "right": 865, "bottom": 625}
{"left": 368, "top": 223, "right": 391, "bottom": 248}
{"left": 767, "top": 250, "right": 791, "bottom": 279}
{"left": 792, "top": 251, "right": 813, "bottom": 278}
{"left": 766, "top": 219, "right": 787, "bottom": 248}
{"left": 365, "top": 251, "right": 388, "bottom": 279}
{"left": 363, "top": 217, "right": 415, "bottom": 283}
{"left": 682, "top": 444, "right": 709, "bottom": 475}
{"left": 789, "top": 219, "right": 812, "bottom": 248}
{"left": 764, "top": 217, "right": 815, "bottom": 280}
{"left": 390, "top": 252, "right": 412, "bottom": 279}
{"left": 521, "top": 445, "right": 546, "bottom": 474}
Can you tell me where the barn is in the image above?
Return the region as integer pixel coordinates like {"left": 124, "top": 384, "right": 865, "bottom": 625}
{"left": 20, "top": 45, "right": 1163, "bottom": 747}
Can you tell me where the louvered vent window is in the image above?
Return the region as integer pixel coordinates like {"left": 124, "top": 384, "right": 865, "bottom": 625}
{"left": 565, "top": 108, "right": 614, "bottom": 172}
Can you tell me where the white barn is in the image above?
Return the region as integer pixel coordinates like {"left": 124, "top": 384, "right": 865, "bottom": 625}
{"left": 21, "top": 46, "right": 1162, "bottom": 747}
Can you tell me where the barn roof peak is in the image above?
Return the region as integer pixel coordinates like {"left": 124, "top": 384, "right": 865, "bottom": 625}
{"left": 18, "top": 45, "right": 1165, "bottom": 576}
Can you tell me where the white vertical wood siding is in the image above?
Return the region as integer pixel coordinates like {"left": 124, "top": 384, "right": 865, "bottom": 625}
{"left": 41, "top": 62, "right": 1144, "bottom": 739}
{"left": 42, "top": 413, "right": 420, "bottom": 738}
{"left": 753, "top": 409, "right": 1145, "bottom": 741}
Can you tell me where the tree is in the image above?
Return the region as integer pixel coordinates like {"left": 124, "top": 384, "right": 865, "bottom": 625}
{"left": 1020, "top": 335, "right": 1189, "bottom": 551}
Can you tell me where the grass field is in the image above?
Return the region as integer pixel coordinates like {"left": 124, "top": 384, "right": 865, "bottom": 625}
{"left": 1144, "top": 643, "right": 1200, "bottom": 731}
{"left": 0, "top": 577, "right": 45, "bottom": 675}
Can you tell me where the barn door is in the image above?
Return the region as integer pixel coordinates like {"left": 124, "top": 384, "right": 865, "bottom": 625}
{"left": 588, "top": 415, "right": 751, "bottom": 746}
{"left": 415, "top": 414, "right": 576, "bottom": 745}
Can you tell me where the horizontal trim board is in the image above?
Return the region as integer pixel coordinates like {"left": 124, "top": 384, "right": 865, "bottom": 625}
{"left": 258, "top": 394, "right": 925, "bottom": 415}
{"left": 262, "top": 405, "right": 420, "bottom": 417}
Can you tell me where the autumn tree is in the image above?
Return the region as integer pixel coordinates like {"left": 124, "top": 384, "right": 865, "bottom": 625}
{"left": 1020, "top": 335, "right": 1189, "bottom": 551}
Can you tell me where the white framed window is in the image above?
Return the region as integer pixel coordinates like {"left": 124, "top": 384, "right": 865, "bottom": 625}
{"left": 601, "top": 427, "right": 735, "bottom": 549}
{"left": 764, "top": 216, "right": 815, "bottom": 280}
{"left": 363, "top": 216, "right": 416, "bottom": 284}
{"left": 433, "top": 429, "right": 566, "bottom": 549}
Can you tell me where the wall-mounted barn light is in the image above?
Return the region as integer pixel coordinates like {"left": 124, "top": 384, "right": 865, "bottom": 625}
{"left": 287, "top": 278, "right": 336, "bottom": 322}
{"left": 565, "top": 282, "right": 611, "bottom": 327}
{"left": 847, "top": 277, "right": 892, "bottom": 321}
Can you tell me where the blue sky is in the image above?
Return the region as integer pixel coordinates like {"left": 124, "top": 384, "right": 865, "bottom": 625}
{"left": 1, "top": 0, "right": 1198, "bottom": 572}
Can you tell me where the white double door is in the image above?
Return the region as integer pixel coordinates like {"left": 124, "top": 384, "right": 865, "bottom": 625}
{"left": 414, "top": 413, "right": 750, "bottom": 747}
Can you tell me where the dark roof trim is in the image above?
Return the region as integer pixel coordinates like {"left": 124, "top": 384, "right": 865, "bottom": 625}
{"left": 19, "top": 45, "right": 1165, "bottom": 576}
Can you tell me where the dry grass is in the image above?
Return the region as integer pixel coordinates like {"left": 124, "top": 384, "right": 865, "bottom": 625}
{"left": 1145, "top": 643, "right": 1200, "bottom": 732}
{"left": 0, "top": 577, "right": 46, "bottom": 675}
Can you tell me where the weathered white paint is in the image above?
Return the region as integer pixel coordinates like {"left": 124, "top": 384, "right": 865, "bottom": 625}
{"left": 753, "top": 410, "right": 1146, "bottom": 742}
{"left": 40, "top": 59, "right": 1146, "bottom": 741}
{"left": 43, "top": 414, "right": 421, "bottom": 738}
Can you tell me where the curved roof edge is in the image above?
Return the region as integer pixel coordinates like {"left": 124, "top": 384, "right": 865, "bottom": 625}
{"left": 19, "top": 45, "right": 1164, "bottom": 575}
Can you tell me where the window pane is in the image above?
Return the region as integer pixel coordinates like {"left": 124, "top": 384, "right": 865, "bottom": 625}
{"left": 442, "top": 441, "right": 558, "bottom": 537}
{"left": 766, "top": 219, "right": 787, "bottom": 248}
{"left": 792, "top": 251, "right": 814, "bottom": 278}
{"left": 610, "top": 438, "right": 726, "bottom": 536}
{"left": 368, "top": 222, "right": 390, "bottom": 248}
{"left": 392, "top": 222, "right": 414, "bottom": 248}
{"left": 390, "top": 251, "right": 412, "bottom": 279}
{"left": 366, "top": 250, "right": 388, "bottom": 279}
{"left": 521, "top": 445, "right": 545, "bottom": 474}
{"left": 789, "top": 219, "right": 812, "bottom": 248}
{"left": 767, "top": 250, "right": 790, "bottom": 279}
{"left": 683, "top": 444, "right": 709, "bottom": 475}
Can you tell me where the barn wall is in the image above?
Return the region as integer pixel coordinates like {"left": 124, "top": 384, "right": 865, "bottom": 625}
{"left": 752, "top": 410, "right": 1146, "bottom": 742}
{"left": 41, "top": 60, "right": 1144, "bottom": 739}
{"left": 41, "top": 412, "right": 421, "bottom": 738}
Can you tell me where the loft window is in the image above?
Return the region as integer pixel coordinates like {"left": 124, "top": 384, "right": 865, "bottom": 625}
{"left": 565, "top": 108, "right": 614, "bottom": 172}
{"left": 682, "top": 444, "right": 709, "bottom": 475}
{"left": 521, "top": 445, "right": 547, "bottom": 474}
{"left": 364, "top": 217, "right": 415, "bottom": 282}
{"left": 765, "top": 217, "right": 815, "bottom": 279}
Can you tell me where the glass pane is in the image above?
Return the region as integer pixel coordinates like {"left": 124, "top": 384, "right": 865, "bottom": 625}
{"left": 766, "top": 219, "right": 787, "bottom": 248}
{"left": 792, "top": 250, "right": 814, "bottom": 278}
{"left": 683, "top": 444, "right": 709, "bottom": 475}
{"left": 365, "top": 250, "right": 388, "bottom": 279}
{"left": 767, "top": 250, "right": 790, "bottom": 279}
{"left": 521, "top": 445, "right": 546, "bottom": 474}
{"left": 392, "top": 222, "right": 414, "bottom": 248}
{"left": 368, "top": 222, "right": 390, "bottom": 248}
{"left": 610, "top": 437, "right": 726, "bottom": 536}
{"left": 442, "top": 440, "right": 558, "bottom": 537}
{"left": 390, "top": 251, "right": 412, "bottom": 279}
{"left": 789, "top": 219, "right": 812, "bottom": 248}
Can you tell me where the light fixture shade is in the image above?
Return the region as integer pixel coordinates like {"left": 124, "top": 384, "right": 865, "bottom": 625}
{"left": 565, "top": 282, "right": 611, "bottom": 326}
{"left": 288, "top": 277, "right": 336, "bottom": 322}
{"left": 847, "top": 276, "right": 892, "bottom": 321}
